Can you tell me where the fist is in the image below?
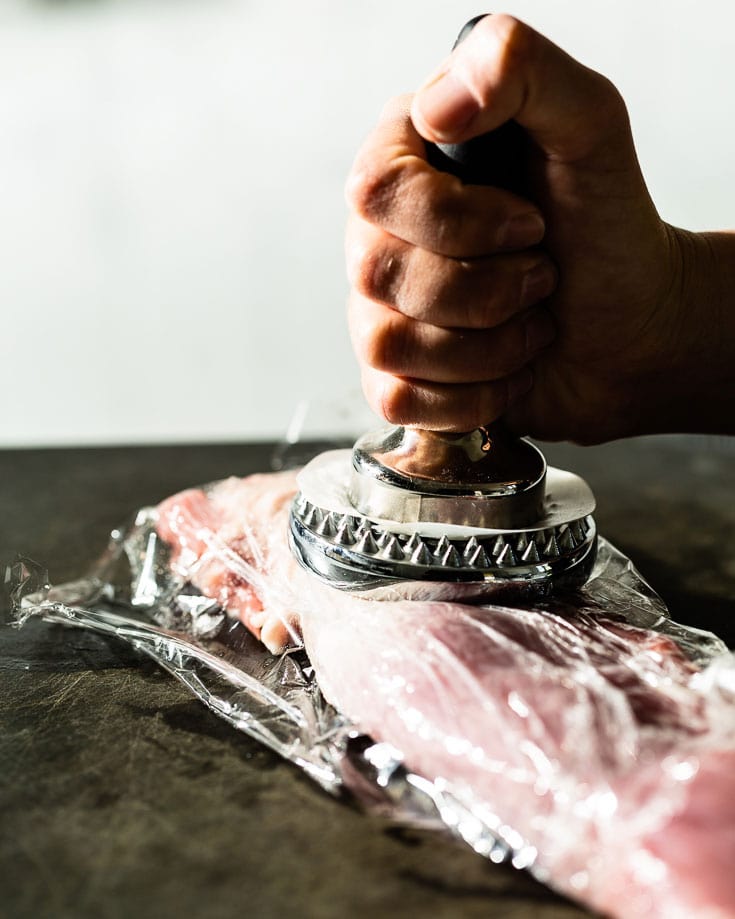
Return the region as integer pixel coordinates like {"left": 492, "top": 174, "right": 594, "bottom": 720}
{"left": 346, "top": 15, "right": 688, "bottom": 444}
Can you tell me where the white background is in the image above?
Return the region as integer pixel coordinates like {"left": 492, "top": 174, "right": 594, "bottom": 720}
{"left": 1, "top": 0, "right": 734, "bottom": 447}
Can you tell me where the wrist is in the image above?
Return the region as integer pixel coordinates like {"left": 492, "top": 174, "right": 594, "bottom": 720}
{"left": 659, "top": 226, "right": 735, "bottom": 435}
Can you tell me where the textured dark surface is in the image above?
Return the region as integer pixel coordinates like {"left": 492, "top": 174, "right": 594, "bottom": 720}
{"left": 1, "top": 437, "right": 734, "bottom": 919}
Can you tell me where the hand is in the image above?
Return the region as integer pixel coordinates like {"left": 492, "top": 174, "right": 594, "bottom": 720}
{"left": 345, "top": 14, "right": 734, "bottom": 443}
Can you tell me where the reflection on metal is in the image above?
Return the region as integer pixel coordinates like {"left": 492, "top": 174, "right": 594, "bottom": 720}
{"left": 349, "top": 425, "right": 547, "bottom": 528}
{"left": 289, "top": 424, "right": 598, "bottom": 599}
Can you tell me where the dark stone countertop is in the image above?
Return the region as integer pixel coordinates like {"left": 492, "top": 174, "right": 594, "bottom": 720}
{"left": 1, "top": 437, "right": 734, "bottom": 919}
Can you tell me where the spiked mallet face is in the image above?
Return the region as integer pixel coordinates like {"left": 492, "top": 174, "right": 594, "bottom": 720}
{"left": 289, "top": 427, "right": 597, "bottom": 600}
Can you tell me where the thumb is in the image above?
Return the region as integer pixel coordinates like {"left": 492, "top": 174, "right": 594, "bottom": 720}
{"left": 411, "top": 14, "right": 630, "bottom": 164}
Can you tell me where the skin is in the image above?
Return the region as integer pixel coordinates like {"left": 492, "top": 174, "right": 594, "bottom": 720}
{"left": 345, "top": 14, "right": 735, "bottom": 444}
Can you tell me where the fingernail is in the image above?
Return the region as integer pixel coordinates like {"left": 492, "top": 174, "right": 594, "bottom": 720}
{"left": 521, "top": 262, "right": 557, "bottom": 308}
{"left": 500, "top": 212, "right": 545, "bottom": 249}
{"left": 415, "top": 70, "right": 478, "bottom": 137}
{"left": 524, "top": 309, "right": 556, "bottom": 353}
{"left": 507, "top": 368, "right": 534, "bottom": 405}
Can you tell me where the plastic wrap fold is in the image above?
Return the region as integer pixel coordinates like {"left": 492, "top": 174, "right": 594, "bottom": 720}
{"left": 7, "top": 469, "right": 735, "bottom": 919}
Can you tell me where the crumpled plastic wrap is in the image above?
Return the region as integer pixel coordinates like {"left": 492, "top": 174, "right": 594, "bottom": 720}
{"left": 7, "top": 468, "right": 735, "bottom": 919}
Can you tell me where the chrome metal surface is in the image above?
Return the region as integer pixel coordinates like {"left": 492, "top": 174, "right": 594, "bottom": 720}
{"left": 295, "top": 450, "right": 596, "bottom": 537}
{"left": 350, "top": 425, "right": 547, "bottom": 529}
{"left": 289, "top": 445, "right": 598, "bottom": 599}
{"left": 289, "top": 502, "right": 597, "bottom": 598}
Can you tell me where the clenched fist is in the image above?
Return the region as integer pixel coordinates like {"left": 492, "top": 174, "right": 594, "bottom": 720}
{"left": 346, "top": 14, "right": 735, "bottom": 443}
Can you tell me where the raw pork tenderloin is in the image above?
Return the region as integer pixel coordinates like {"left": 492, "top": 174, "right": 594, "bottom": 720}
{"left": 157, "top": 472, "right": 735, "bottom": 919}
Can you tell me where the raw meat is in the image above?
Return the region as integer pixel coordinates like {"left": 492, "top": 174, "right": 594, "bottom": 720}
{"left": 157, "top": 473, "right": 303, "bottom": 651}
{"left": 156, "top": 473, "right": 735, "bottom": 919}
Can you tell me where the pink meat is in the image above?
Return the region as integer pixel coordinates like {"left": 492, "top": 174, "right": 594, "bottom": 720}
{"left": 156, "top": 473, "right": 735, "bottom": 919}
{"left": 157, "top": 473, "right": 303, "bottom": 650}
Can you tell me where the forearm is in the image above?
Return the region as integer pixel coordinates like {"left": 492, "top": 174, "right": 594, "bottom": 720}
{"left": 664, "top": 228, "right": 735, "bottom": 435}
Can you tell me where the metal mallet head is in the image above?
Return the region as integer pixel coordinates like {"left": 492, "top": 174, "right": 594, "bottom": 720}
{"left": 289, "top": 425, "right": 596, "bottom": 600}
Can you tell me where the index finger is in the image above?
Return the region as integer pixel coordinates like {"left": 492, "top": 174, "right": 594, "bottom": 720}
{"left": 345, "top": 94, "right": 545, "bottom": 258}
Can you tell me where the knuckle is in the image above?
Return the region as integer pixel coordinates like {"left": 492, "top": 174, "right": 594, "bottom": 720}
{"left": 360, "top": 247, "right": 403, "bottom": 305}
{"left": 594, "top": 73, "right": 626, "bottom": 113}
{"left": 586, "top": 71, "right": 628, "bottom": 126}
{"left": 491, "top": 15, "right": 537, "bottom": 77}
{"left": 364, "top": 321, "right": 391, "bottom": 370}
{"left": 361, "top": 369, "right": 384, "bottom": 419}
{"left": 345, "top": 95, "right": 415, "bottom": 221}
{"left": 380, "top": 377, "right": 416, "bottom": 426}
{"left": 360, "top": 313, "right": 409, "bottom": 374}
{"left": 345, "top": 159, "right": 403, "bottom": 223}
{"left": 348, "top": 240, "right": 378, "bottom": 292}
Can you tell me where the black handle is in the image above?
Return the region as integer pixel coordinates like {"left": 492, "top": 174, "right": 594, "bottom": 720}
{"left": 425, "top": 15, "right": 528, "bottom": 197}
{"left": 422, "top": 17, "right": 534, "bottom": 443}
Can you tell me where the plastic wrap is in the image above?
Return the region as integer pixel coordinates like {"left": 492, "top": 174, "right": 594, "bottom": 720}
{"left": 7, "top": 469, "right": 735, "bottom": 919}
